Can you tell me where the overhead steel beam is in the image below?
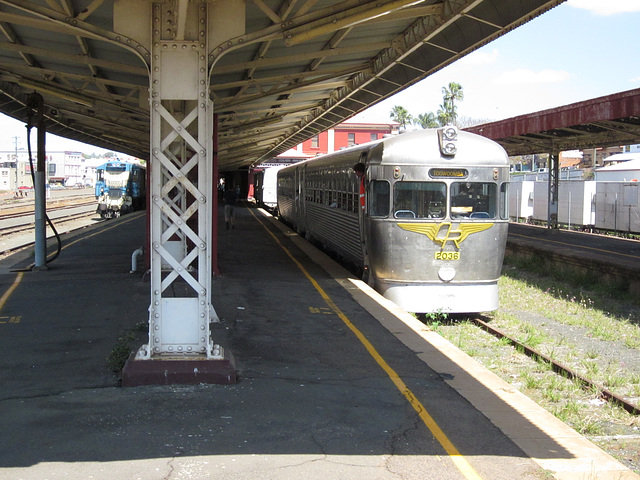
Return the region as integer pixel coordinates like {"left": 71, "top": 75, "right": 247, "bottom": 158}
{"left": 0, "top": 40, "right": 148, "bottom": 75}
{"left": 283, "top": 0, "right": 429, "bottom": 46}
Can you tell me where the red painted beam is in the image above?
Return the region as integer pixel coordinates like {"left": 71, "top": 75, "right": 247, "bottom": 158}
{"left": 466, "top": 88, "right": 640, "bottom": 140}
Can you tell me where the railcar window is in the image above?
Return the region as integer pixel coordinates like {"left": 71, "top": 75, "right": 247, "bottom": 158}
{"left": 369, "top": 180, "right": 390, "bottom": 217}
{"left": 277, "top": 177, "right": 294, "bottom": 199}
{"left": 347, "top": 175, "right": 356, "bottom": 213}
{"left": 393, "top": 182, "right": 445, "bottom": 219}
{"left": 450, "top": 182, "right": 497, "bottom": 219}
{"left": 500, "top": 183, "right": 508, "bottom": 219}
{"left": 309, "top": 175, "right": 317, "bottom": 203}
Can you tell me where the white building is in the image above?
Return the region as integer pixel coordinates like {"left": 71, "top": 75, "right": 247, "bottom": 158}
{"left": 0, "top": 150, "right": 139, "bottom": 190}
{"left": 0, "top": 166, "right": 11, "bottom": 190}
{"left": 595, "top": 156, "right": 640, "bottom": 182}
{"left": 48, "top": 151, "right": 85, "bottom": 186}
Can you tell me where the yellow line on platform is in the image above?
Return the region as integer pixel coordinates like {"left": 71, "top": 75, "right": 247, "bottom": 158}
{"left": 0, "top": 212, "right": 144, "bottom": 313}
{"left": 0, "top": 271, "right": 24, "bottom": 312}
{"left": 57, "top": 211, "right": 144, "bottom": 253}
{"left": 250, "top": 209, "right": 483, "bottom": 480}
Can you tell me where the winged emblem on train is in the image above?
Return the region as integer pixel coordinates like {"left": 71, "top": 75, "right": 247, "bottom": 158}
{"left": 397, "top": 222, "right": 492, "bottom": 249}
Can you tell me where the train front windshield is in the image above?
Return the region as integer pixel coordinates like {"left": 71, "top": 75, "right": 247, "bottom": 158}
{"left": 450, "top": 182, "right": 497, "bottom": 219}
{"left": 393, "top": 182, "right": 446, "bottom": 219}
{"left": 369, "top": 180, "right": 500, "bottom": 220}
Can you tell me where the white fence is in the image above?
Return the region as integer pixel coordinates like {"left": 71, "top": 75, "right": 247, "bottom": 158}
{"left": 509, "top": 180, "right": 640, "bottom": 233}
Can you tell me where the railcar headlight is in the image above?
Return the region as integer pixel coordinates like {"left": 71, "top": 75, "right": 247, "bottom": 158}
{"left": 442, "top": 142, "right": 457, "bottom": 155}
{"left": 438, "top": 265, "right": 456, "bottom": 282}
{"left": 442, "top": 126, "right": 457, "bottom": 140}
{"left": 438, "top": 126, "right": 457, "bottom": 156}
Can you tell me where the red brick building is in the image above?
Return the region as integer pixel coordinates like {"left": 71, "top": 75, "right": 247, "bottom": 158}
{"left": 247, "top": 120, "right": 399, "bottom": 201}
{"left": 298, "top": 120, "right": 400, "bottom": 157}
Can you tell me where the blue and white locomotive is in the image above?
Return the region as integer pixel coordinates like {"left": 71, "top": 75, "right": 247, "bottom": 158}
{"left": 96, "top": 161, "right": 146, "bottom": 218}
{"left": 277, "top": 127, "right": 510, "bottom": 314}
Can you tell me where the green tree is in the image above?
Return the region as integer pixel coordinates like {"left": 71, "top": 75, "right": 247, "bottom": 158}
{"left": 389, "top": 105, "right": 413, "bottom": 129}
{"left": 439, "top": 82, "right": 464, "bottom": 126}
{"left": 413, "top": 112, "right": 439, "bottom": 129}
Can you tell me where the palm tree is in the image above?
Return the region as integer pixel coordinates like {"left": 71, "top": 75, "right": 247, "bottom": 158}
{"left": 440, "top": 82, "right": 464, "bottom": 126}
{"left": 436, "top": 105, "right": 450, "bottom": 126}
{"left": 389, "top": 105, "right": 413, "bottom": 130}
{"left": 413, "top": 112, "right": 439, "bottom": 129}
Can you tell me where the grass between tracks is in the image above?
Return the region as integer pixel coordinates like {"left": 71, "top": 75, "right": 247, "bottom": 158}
{"left": 423, "top": 254, "right": 640, "bottom": 473}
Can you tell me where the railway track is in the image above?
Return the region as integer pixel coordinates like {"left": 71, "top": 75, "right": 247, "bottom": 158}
{"left": 0, "top": 195, "right": 100, "bottom": 256}
{"left": 0, "top": 196, "right": 95, "bottom": 220}
{"left": 419, "top": 265, "right": 640, "bottom": 473}
{"left": 0, "top": 207, "right": 97, "bottom": 237}
{"left": 469, "top": 316, "right": 640, "bottom": 415}
{"left": 1, "top": 197, "right": 97, "bottom": 231}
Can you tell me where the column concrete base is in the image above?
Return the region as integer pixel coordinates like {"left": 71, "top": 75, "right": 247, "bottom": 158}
{"left": 122, "top": 351, "right": 236, "bottom": 387}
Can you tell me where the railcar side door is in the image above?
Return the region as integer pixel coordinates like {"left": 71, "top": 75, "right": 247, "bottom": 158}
{"left": 294, "top": 164, "right": 307, "bottom": 234}
{"left": 363, "top": 165, "right": 389, "bottom": 283}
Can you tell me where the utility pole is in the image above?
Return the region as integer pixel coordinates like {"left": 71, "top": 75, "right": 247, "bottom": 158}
{"left": 12, "top": 135, "right": 19, "bottom": 194}
{"left": 26, "top": 93, "right": 47, "bottom": 269}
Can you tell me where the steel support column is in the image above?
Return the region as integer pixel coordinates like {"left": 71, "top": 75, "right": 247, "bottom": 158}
{"left": 548, "top": 152, "right": 559, "bottom": 229}
{"left": 136, "top": 2, "right": 221, "bottom": 361}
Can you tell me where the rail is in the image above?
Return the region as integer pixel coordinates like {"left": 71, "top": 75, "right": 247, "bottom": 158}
{"left": 470, "top": 316, "right": 640, "bottom": 416}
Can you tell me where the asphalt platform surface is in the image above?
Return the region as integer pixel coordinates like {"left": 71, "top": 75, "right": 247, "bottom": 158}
{"left": 0, "top": 205, "right": 636, "bottom": 480}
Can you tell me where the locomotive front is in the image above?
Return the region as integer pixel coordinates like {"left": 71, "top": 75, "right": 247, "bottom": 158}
{"left": 364, "top": 127, "right": 510, "bottom": 314}
{"left": 96, "top": 162, "right": 134, "bottom": 218}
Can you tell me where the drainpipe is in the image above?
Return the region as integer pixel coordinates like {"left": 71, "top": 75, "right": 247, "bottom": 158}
{"left": 131, "top": 246, "right": 144, "bottom": 274}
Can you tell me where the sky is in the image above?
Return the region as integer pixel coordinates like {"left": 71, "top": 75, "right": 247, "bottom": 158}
{"left": 1, "top": 0, "right": 639, "bottom": 153}
{"left": 352, "top": 0, "right": 640, "bottom": 125}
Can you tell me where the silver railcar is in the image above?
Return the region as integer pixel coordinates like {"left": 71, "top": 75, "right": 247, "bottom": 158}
{"left": 277, "top": 127, "right": 510, "bottom": 313}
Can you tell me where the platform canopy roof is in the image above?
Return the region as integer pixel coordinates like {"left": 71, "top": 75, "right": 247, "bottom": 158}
{"left": 466, "top": 88, "right": 640, "bottom": 156}
{"left": 0, "top": 0, "right": 562, "bottom": 169}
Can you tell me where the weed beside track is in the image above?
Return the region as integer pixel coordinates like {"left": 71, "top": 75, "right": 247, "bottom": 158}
{"left": 423, "top": 254, "right": 640, "bottom": 474}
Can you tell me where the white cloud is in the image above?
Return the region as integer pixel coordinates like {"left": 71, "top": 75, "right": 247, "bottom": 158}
{"left": 492, "top": 69, "right": 571, "bottom": 85}
{"left": 567, "top": 0, "right": 640, "bottom": 15}
{"left": 459, "top": 48, "right": 500, "bottom": 66}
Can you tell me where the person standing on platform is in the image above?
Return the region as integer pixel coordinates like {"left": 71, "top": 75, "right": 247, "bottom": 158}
{"left": 224, "top": 184, "right": 238, "bottom": 229}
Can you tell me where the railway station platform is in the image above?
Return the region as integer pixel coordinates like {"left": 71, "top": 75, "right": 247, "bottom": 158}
{"left": 0, "top": 206, "right": 637, "bottom": 480}
{"left": 507, "top": 223, "right": 640, "bottom": 295}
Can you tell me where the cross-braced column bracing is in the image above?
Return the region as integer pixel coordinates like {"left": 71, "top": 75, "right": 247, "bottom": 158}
{"left": 135, "top": 1, "right": 222, "bottom": 361}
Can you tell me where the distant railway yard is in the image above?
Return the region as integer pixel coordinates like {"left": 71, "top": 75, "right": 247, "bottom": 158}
{"left": 0, "top": 188, "right": 100, "bottom": 256}
{"left": 1, "top": 188, "right": 639, "bottom": 474}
